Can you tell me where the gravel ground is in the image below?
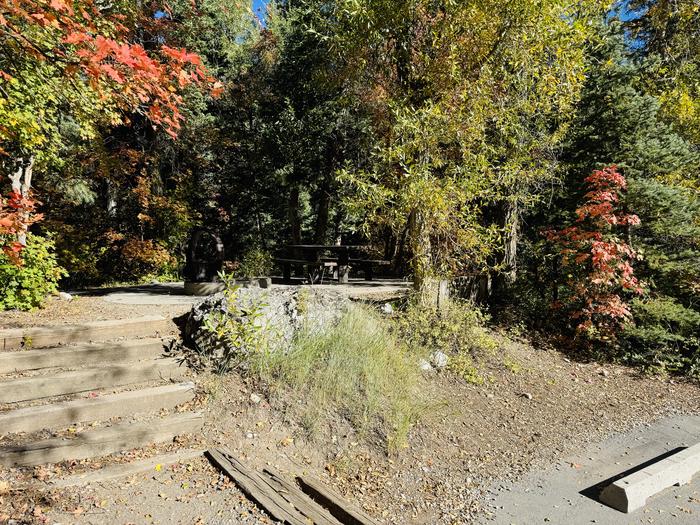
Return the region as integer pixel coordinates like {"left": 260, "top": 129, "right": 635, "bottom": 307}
{"left": 40, "top": 456, "right": 278, "bottom": 525}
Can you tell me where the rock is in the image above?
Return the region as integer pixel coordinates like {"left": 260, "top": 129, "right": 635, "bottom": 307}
{"left": 418, "top": 359, "right": 433, "bottom": 372}
{"left": 431, "top": 351, "right": 449, "bottom": 369}
{"left": 250, "top": 393, "right": 261, "bottom": 404}
{"left": 521, "top": 392, "right": 533, "bottom": 400}
{"left": 58, "top": 292, "right": 73, "bottom": 301}
{"left": 183, "top": 286, "right": 351, "bottom": 370}
{"left": 380, "top": 303, "right": 394, "bottom": 315}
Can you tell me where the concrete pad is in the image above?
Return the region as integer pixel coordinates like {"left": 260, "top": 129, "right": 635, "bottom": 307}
{"left": 0, "top": 337, "right": 171, "bottom": 374}
{"left": 96, "top": 282, "right": 203, "bottom": 305}
{"left": 0, "top": 359, "right": 185, "bottom": 403}
{"left": 0, "top": 382, "right": 195, "bottom": 435}
{"left": 480, "top": 415, "right": 700, "bottom": 525}
{"left": 0, "top": 412, "right": 203, "bottom": 467}
{"left": 0, "top": 316, "right": 171, "bottom": 350}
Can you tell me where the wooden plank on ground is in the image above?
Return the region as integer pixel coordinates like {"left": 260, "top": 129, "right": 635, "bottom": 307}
{"left": 0, "top": 359, "right": 184, "bottom": 403}
{"left": 0, "top": 337, "right": 172, "bottom": 374}
{"left": 296, "top": 475, "right": 380, "bottom": 525}
{"left": 0, "top": 316, "right": 171, "bottom": 350}
{"left": 205, "top": 448, "right": 308, "bottom": 525}
{"left": 262, "top": 467, "right": 343, "bottom": 525}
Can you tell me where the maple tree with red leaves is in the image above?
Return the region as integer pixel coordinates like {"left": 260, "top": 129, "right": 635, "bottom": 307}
{"left": 545, "top": 165, "right": 644, "bottom": 342}
{"left": 0, "top": 0, "right": 220, "bottom": 257}
{"left": 0, "top": 190, "right": 40, "bottom": 262}
{"left": 0, "top": 0, "right": 220, "bottom": 139}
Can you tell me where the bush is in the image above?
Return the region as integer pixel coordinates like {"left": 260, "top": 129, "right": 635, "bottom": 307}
{"left": 104, "top": 233, "right": 176, "bottom": 282}
{"left": 201, "top": 272, "right": 271, "bottom": 373}
{"left": 397, "top": 297, "right": 498, "bottom": 356}
{"left": 0, "top": 233, "right": 67, "bottom": 310}
{"left": 236, "top": 247, "right": 273, "bottom": 279}
{"left": 620, "top": 297, "right": 700, "bottom": 376}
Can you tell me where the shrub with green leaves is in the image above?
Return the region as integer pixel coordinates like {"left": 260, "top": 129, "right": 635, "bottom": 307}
{"left": 0, "top": 233, "right": 67, "bottom": 310}
{"left": 236, "top": 247, "right": 273, "bottom": 279}
{"left": 201, "top": 272, "right": 270, "bottom": 372}
{"left": 397, "top": 298, "right": 498, "bottom": 356}
{"left": 620, "top": 297, "right": 700, "bottom": 376}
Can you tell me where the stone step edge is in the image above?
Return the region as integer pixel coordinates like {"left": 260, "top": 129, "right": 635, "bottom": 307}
{"left": 0, "top": 411, "right": 204, "bottom": 467}
{"left": 0, "top": 315, "right": 171, "bottom": 351}
{"left": 0, "top": 381, "right": 196, "bottom": 435}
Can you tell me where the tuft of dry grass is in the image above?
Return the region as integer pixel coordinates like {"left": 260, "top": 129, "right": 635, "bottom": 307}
{"left": 249, "top": 304, "right": 425, "bottom": 452}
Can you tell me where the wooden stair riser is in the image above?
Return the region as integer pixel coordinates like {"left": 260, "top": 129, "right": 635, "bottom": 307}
{"left": 0, "top": 359, "right": 185, "bottom": 403}
{"left": 0, "top": 316, "right": 171, "bottom": 350}
{"left": 0, "top": 382, "right": 195, "bottom": 435}
{"left": 0, "top": 412, "right": 203, "bottom": 467}
{"left": 0, "top": 338, "right": 172, "bottom": 375}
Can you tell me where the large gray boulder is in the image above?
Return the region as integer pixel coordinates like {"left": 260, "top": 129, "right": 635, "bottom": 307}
{"left": 184, "top": 286, "right": 350, "bottom": 368}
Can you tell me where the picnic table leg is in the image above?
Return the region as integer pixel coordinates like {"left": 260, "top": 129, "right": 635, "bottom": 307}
{"left": 283, "top": 262, "right": 292, "bottom": 283}
{"left": 338, "top": 251, "right": 349, "bottom": 284}
{"left": 365, "top": 263, "right": 373, "bottom": 281}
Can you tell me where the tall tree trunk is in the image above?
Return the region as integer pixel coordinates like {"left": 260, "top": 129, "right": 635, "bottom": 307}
{"left": 502, "top": 199, "right": 519, "bottom": 286}
{"left": 9, "top": 156, "right": 34, "bottom": 246}
{"left": 288, "top": 185, "right": 302, "bottom": 245}
{"left": 106, "top": 179, "right": 118, "bottom": 219}
{"left": 313, "top": 184, "right": 330, "bottom": 245}
{"left": 409, "top": 208, "right": 434, "bottom": 301}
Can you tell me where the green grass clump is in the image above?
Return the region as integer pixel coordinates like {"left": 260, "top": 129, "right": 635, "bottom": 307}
{"left": 249, "top": 305, "right": 423, "bottom": 452}
{"left": 447, "top": 353, "right": 485, "bottom": 385}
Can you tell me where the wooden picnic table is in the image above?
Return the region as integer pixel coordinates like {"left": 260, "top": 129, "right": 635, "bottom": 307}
{"left": 283, "top": 244, "right": 360, "bottom": 283}
{"left": 277, "top": 245, "right": 390, "bottom": 284}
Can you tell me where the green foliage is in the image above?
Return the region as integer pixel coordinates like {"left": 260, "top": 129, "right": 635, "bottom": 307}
{"left": 625, "top": 178, "right": 700, "bottom": 303}
{"left": 332, "top": 0, "right": 605, "bottom": 288}
{"left": 201, "top": 272, "right": 270, "bottom": 373}
{"left": 236, "top": 248, "right": 274, "bottom": 278}
{"left": 447, "top": 353, "right": 485, "bottom": 385}
{"left": 512, "top": 20, "right": 700, "bottom": 376}
{"left": 620, "top": 297, "right": 700, "bottom": 376}
{"left": 623, "top": 0, "right": 700, "bottom": 157}
{"left": 249, "top": 305, "right": 423, "bottom": 452}
{"left": 0, "top": 233, "right": 66, "bottom": 310}
{"left": 397, "top": 298, "right": 498, "bottom": 357}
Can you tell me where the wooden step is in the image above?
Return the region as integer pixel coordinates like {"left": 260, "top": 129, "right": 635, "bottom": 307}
{"left": 0, "top": 316, "right": 172, "bottom": 351}
{"left": 0, "top": 337, "right": 172, "bottom": 374}
{"left": 48, "top": 448, "right": 205, "bottom": 488}
{"left": 0, "top": 382, "right": 196, "bottom": 435}
{"left": 0, "top": 359, "right": 185, "bottom": 403}
{"left": 0, "top": 411, "right": 203, "bottom": 467}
